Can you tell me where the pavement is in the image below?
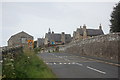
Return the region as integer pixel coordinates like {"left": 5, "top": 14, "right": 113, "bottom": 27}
{"left": 37, "top": 52, "right": 119, "bottom": 78}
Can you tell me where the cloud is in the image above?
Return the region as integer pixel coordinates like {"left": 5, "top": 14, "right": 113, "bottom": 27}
{"left": 2, "top": 2, "right": 116, "bottom": 46}
{"left": 2, "top": 0, "right": 120, "bottom": 2}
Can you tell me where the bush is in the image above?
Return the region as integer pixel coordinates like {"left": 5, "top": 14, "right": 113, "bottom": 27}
{"left": 34, "top": 48, "right": 41, "bottom": 54}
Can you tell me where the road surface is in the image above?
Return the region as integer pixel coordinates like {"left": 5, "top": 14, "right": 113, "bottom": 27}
{"left": 37, "top": 52, "right": 119, "bottom": 78}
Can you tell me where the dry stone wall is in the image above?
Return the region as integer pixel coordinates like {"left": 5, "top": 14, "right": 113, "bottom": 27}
{"left": 61, "top": 33, "right": 120, "bottom": 62}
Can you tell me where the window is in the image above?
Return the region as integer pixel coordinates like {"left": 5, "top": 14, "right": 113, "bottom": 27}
{"left": 21, "top": 38, "right": 27, "bottom": 43}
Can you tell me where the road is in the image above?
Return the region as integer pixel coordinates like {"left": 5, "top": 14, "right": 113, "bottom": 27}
{"left": 37, "top": 52, "right": 119, "bottom": 78}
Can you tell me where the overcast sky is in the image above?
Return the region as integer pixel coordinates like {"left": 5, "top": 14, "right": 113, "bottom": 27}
{"left": 1, "top": 0, "right": 119, "bottom": 46}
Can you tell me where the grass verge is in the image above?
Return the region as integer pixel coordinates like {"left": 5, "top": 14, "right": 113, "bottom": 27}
{"left": 3, "top": 47, "right": 56, "bottom": 78}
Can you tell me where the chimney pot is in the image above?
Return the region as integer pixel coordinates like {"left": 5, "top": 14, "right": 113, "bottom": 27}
{"left": 83, "top": 24, "right": 86, "bottom": 29}
{"left": 62, "top": 32, "right": 65, "bottom": 34}
{"left": 99, "top": 24, "right": 102, "bottom": 29}
{"left": 52, "top": 31, "right": 54, "bottom": 34}
{"left": 80, "top": 26, "right": 82, "bottom": 29}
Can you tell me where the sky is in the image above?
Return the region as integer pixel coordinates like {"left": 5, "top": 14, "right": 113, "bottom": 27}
{"left": 1, "top": 0, "right": 120, "bottom": 46}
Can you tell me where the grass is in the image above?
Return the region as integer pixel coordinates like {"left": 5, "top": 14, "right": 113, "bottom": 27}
{"left": 2, "top": 47, "right": 56, "bottom": 78}
{"left": 16, "top": 48, "right": 56, "bottom": 78}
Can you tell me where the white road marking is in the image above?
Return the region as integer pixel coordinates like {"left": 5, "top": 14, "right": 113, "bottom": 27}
{"left": 53, "top": 62, "right": 56, "bottom": 64}
{"left": 68, "top": 63, "right": 71, "bottom": 64}
{"left": 50, "top": 54, "right": 72, "bottom": 63}
{"left": 64, "top": 63, "right": 67, "bottom": 64}
{"left": 59, "top": 63, "right": 62, "bottom": 64}
{"left": 87, "top": 66, "right": 106, "bottom": 74}
{"left": 44, "top": 54, "right": 84, "bottom": 66}
{"left": 76, "top": 63, "right": 83, "bottom": 66}
{"left": 46, "top": 63, "right": 52, "bottom": 65}
{"left": 46, "top": 62, "right": 80, "bottom": 65}
{"left": 72, "top": 62, "right": 75, "bottom": 64}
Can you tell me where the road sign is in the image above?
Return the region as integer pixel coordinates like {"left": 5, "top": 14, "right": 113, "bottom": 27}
{"left": 27, "top": 40, "right": 34, "bottom": 48}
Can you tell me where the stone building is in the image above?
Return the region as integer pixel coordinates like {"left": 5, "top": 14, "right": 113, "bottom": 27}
{"left": 37, "top": 38, "right": 45, "bottom": 47}
{"left": 44, "top": 28, "right": 71, "bottom": 46}
{"left": 8, "top": 31, "right": 34, "bottom": 47}
{"left": 73, "top": 24, "right": 104, "bottom": 40}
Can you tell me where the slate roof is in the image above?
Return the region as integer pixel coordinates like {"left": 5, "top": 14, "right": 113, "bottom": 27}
{"left": 13, "top": 31, "right": 33, "bottom": 37}
{"left": 8, "top": 31, "right": 33, "bottom": 41}
{"left": 53, "top": 34, "right": 61, "bottom": 42}
{"left": 77, "top": 28, "right": 104, "bottom": 36}
{"left": 87, "top": 29, "right": 104, "bottom": 36}
{"left": 46, "top": 33, "right": 61, "bottom": 42}
{"left": 46, "top": 33, "right": 71, "bottom": 42}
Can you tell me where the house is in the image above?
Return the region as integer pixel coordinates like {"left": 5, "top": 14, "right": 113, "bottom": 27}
{"left": 37, "top": 38, "right": 44, "bottom": 47}
{"left": 8, "top": 31, "right": 34, "bottom": 47}
{"left": 44, "top": 28, "right": 71, "bottom": 46}
{"left": 73, "top": 24, "right": 104, "bottom": 40}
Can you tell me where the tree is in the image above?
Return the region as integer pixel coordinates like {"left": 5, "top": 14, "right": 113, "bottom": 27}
{"left": 110, "top": 2, "right": 120, "bottom": 33}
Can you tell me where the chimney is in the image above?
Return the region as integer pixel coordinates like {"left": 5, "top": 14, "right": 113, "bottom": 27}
{"left": 61, "top": 32, "right": 65, "bottom": 43}
{"left": 83, "top": 24, "right": 87, "bottom": 39}
{"left": 62, "top": 32, "right": 65, "bottom": 34}
{"left": 48, "top": 28, "right": 51, "bottom": 34}
{"left": 99, "top": 24, "right": 102, "bottom": 30}
{"left": 83, "top": 24, "right": 86, "bottom": 29}
{"left": 52, "top": 31, "right": 54, "bottom": 34}
{"left": 80, "top": 26, "right": 82, "bottom": 29}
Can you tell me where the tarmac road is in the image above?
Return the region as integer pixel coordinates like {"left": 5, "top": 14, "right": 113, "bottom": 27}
{"left": 37, "top": 52, "right": 119, "bottom": 78}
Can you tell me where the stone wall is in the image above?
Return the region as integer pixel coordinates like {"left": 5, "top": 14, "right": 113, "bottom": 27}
{"left": 60, "top": 33, "right": 120, "bottom": 62}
